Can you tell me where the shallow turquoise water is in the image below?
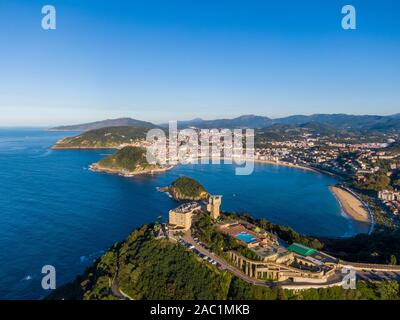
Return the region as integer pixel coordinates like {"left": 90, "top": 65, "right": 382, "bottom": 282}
{"left": 0, "top": 129, "right": 369, "bottom": 299}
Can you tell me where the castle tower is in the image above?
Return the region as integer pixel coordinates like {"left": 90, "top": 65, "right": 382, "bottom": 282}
{"left": 207, "top": 195, "right": 222, "bottom": 220}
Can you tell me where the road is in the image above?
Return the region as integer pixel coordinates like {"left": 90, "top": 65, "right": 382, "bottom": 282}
{"left": 182, "top": 231, "right": 274, "bottom": 287}
{"left": 181, "top": 232, "right": 348, "bottom": 289}
{"left": 356, "top": 270, "right": 400, "bottom": 282}
{"left": 110, "top": 257, "right": 134, "bottom": 300}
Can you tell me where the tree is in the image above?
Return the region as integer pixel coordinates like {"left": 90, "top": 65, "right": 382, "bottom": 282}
{"left": 376, "top": 281, "right": 399, "bottom": 300}
{"left": 277, "top": 288, "right": 287, "bottom": 300}
{"left": 390, "top": 255, "right": 397, "bottom": 266}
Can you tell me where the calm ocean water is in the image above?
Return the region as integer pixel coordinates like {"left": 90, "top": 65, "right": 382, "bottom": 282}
{"left": 0, "top": 129, "right": 369, "bottom": 299}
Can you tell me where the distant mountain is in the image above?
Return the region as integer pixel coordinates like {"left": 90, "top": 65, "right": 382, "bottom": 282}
{"left": 162, "top": 115, "right": 273, "bottom": 129}
{"left": 254, "top": 122, "right": 347, "bottom": 143}
{"left": 171, "top": 113, "right": 400, "bottom": 132}
{"left": 52, "top": 126, "right": 152, "bottom": 149}
{"left": 369, "top": 118, "right": 400, "bottom": 131}
{"left": 50, "top": 118, "right": 156, "bottom": 132}
{"left": 51, "top": 113, "right": 400, "bottom": 133}
{"left": 274, "top": 114, "right": 389, "bottom": 129}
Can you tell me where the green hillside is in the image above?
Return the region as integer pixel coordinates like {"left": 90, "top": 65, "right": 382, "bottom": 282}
{"left": 168, "top": 176, "right": 209, "bottom": 201}
{"left": 95, "top": 146, "right": 161, "bottom": 173}
{"left": 47, "top": 225, "right": 232, "bottom": 300}
{"left": 53, "top": 126, "right": 152, "bottom": 149}
{"left": 47, "top": 223, "right": 400, "bottom": 300}
{"left": 50, "top": 117, "right": 156, "bottom": 132}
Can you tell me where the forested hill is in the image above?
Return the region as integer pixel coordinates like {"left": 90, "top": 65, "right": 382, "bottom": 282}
{"left": 166, "top": 176, "right": 210, "bottom": 201}
{"left": 51, "top": 113, "right": 400, "bottom": 132}
{"left": 94, "top": 146, "right": 162, "bottom": 174}
{"left": 52, "top": 126, "right": 152, "bottom": 149}
{"left": 47, "top": 223, "right": 400, "bottom": 300}
{"left": 50, "top": 117, "right": 156, "bottom": 132}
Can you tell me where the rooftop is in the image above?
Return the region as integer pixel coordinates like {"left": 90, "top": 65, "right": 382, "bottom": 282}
{"left": 287, "top": 243, "right": 317, "bottom": 257}
{"left": 171, "top": 202, "right": 201, "bottom": 214}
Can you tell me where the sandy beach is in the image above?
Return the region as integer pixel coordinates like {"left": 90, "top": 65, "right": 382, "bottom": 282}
{"left": 330, "top": 186, "right": 370, "bottom": 223}
{"left": 253, "top": 159, "right": 318, "bottom": 173}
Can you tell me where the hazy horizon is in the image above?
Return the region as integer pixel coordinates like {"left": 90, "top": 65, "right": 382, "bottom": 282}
{"left": 1, "top": 111, "right": 400, "bottom": 128}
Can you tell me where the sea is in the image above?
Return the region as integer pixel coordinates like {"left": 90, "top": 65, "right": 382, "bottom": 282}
{"left": 0, "top": 129, "right": 370, "bottom": 299}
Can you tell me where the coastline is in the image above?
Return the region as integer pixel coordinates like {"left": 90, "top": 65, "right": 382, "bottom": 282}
{"left": 56, "top": 141, "right": 372, "bottom": 229}
{"left": 89, "top": 163, "right": 173, "bottom": 177}
{"left": 195, "top": 156, "right": 321, "bottom": 174}
{"left": 52, "top": 146, "right": 113, "bottom": 150}
{"left": 245, "top": 159, "right": 373, "bottom": 229}
{"left": 252, "top": 159, "right": 319, "bottom": 173}
{"left": 330, "top": 186, "right": 371, "bottom": 224}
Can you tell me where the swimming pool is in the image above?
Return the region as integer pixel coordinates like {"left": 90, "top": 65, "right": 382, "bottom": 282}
{"left": 235, "top": 232, "right": 257, "bottom": 244}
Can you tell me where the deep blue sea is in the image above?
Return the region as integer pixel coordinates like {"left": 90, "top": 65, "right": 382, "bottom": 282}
{"left": 0, "top": 129, "right": 369, "bottom": 299}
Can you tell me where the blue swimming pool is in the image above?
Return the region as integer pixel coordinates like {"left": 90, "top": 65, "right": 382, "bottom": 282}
{"left": 235, "top": 232, "right": 257, "bottom": 243}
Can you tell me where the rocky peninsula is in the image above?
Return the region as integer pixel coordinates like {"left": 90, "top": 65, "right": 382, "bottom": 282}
{"left": 90, "top": 146, "right": 169, "bottom": 177}
{"left": 160, "top": 176, "right": 210, "bottom": 201}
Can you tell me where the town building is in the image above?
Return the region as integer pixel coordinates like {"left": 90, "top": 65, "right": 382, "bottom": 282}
{"left": 379, "top": 190, "right": 400, "bottom": 201}
{"left": 168, "top": 202, "right": 201, "bottom": 231}
{"left": 207, "top": 195, "right": 222, "bottom": 220}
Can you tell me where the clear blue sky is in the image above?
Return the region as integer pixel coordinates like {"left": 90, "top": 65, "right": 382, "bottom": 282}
{"left": 0, "top": 0, "right": 399, "bottom": 126}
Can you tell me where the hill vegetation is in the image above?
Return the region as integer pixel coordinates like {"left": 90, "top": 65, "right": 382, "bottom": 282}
{"left": 322, "top": 230, "right": 400, "bottom": 265}
{"left": 92, "top": 146, "right": 163, "bottom": 175}
{"left": 47, "top": 224, "right": 233, "bottom": 300}
{"left": 255, "top": 122, "right": 389, "bottom": 146}
{"left": 162, "top": 113, "right": 400, "bottom": 133}
{"left": 166, "top": 176, "right": 209, "bottom": 201}
{"left": 52, "top": 114, "right": 399, "bottom": 150}
{"left": 52, "top": 113, "right": 400, "bottom": 134}
{"left": 47, "top": 223, "right": 400, "bottom": 300}
{"left": 52, "top": 126, "right": 152, "bottom": 149}
{"left": 50, "top": 117, "right": 156, "bottom": 132}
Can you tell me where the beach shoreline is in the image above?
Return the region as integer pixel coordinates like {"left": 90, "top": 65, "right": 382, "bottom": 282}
{"left": 330, "top": 186, "right": 371, "bottom": 224}
{"left": 61, "top": 142, "right": 370, "bottom": 229}
{"left": 252, "top": 159, "right": 319, "bottom": 173}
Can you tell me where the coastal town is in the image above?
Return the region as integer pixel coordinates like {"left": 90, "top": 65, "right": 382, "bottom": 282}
{"left": 52, "top": 121, "right": 400, "bottom": 229}
{"left": 43, "top": 119, "right": 400, "bottom": 301}
{"left": 4, "top": 0, "right": 400, "bottom": 306}
{"left": 143, "top": 126, "right": 400, "bottom": 225}
{"left": 62, "top": 124, "right": 399, "bottom": 228}
{"left": 254, "top": 134, "right": 400, "bottom": 222}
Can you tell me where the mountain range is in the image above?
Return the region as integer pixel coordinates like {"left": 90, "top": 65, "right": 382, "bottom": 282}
{"left": 50, "top": 113, "right": 400, "bottom": 132}
{"left": 50, "top": 117, "right": 156, "bottom": 131}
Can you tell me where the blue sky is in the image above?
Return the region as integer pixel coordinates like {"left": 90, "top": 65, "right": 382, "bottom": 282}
{"left": 0, "top": 0, "right": 399, "bottom": 126}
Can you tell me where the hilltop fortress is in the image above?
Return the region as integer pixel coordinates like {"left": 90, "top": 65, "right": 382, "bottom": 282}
{"left": 166, "top": 180, "right": 400, "bottom": 289}
{"left": 168, "top": 195, "right": 222, "bottom": 231}
{"left": 167, "top": 193, "right": 343, "bottom": 286}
